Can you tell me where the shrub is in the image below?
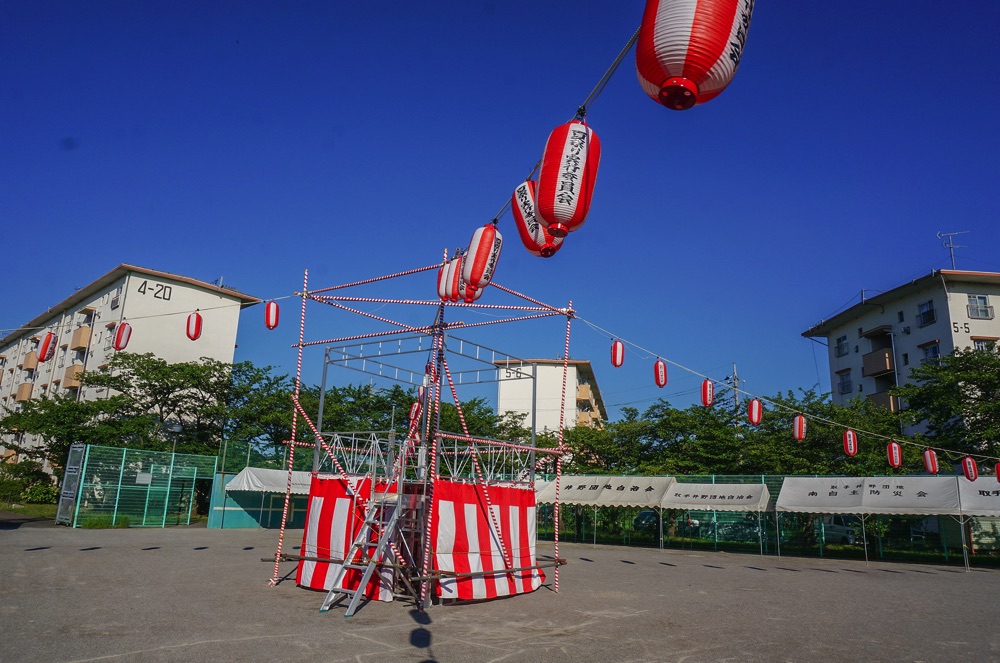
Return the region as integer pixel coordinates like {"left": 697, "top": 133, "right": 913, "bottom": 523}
{"left": 79, "top": 514, "right": 130, "bottom": 528}
{"left": 21, "top": 482, "right": 60, "bottom": 504}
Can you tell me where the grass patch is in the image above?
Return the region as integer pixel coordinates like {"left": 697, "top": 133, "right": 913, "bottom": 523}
{"left": 0, "top": 502, "right": 58, "bottom": 519}
{"left": 78, "top": 514, "right": 131, "bottom": 529}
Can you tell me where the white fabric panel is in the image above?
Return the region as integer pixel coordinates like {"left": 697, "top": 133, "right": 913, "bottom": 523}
{"left": 958, "top": 477, "right": 1000, "bottom": 517}
{"left": 777, "top": 476, "right": 965, "bottom": 515}
{"left": 776, "top": 477, "right": 866, "bottom": 513}
{"left": 225, "top": 467, "right": 312, "bottom": 494}
{"left": 661, "top": 482, "right": 770, "bottom": 512}
{"left": 535, "top": 475, "right": 675, "bottom": 507}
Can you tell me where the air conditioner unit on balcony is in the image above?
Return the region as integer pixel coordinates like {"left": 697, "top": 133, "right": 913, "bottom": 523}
{"left": 902, "top": 326, "right": 910, "bottom": 334}
{"left": 110, "top": 296, "right": 120, "bottom": 310}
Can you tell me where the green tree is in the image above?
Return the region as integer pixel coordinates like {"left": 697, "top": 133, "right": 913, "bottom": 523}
{"left": 894, "top": 346, "right": 1000, "bottom": 458}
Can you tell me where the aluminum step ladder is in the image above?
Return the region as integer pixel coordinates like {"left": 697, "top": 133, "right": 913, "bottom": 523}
{"left": 320, "top": 492, "right": 401, "bottom": 617}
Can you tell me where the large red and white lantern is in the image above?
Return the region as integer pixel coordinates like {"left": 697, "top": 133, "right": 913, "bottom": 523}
{"left": 962, "top": 456, "right": 979, "bottom": 481}
{"left": 611, "top": 340, "right": 625, "bottom": 368}
{"left": 417, "top": 385, "right": 427, "bottom": 404}
{"left": 186, "top": 311, "right": 203, "bottom": 341}
{"left": 887, "top": 440, "right": 902, "bottom": 468}
{"left": 653, "top": 359, "right": 668, "bottom": 388}
{"left": 511, "top": 180, "right": 564, "bottom": 258}
{"left": 747, "top": 398, "right": 762, "bottom": 426}
{"left": 462, "top": 224, "right": 502, "bottom": 298}
{"left": 447, "top": 258, "right": 465, "bottom": 302}
{"left": 793, "top": 415, "right": 807, "bottom": 442}
{"left": 700, "top": 379, "right": 714, "bottom": 407}
{"left": 923, "top": 448, "right": 939, "bottom": 475}
{"left": 636, "top": 0, "right": 755, "bottom": 110}
{"left": 38, "top": 332, "right": 57, "bottom": 362}
{"left": 113, "top": 322, "right": 132, "bottom": 351}
{"left": 264, "top": 301, "right": 280, "bottom": 330}
{"left": 409, "top": 401, "right": 422, "bottom": 423}
{"left": 535, "top": 120, "right": 601, "bottom": 237}
{"left": 843, "top": 429, "right": 859, "bottom": 457}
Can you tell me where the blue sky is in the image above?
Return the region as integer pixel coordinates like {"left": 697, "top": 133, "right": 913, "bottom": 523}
{"left": 3, "top": 1, "right": 999, "bottom": 420}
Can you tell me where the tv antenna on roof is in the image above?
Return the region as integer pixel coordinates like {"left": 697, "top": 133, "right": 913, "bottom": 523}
{"left": 937, "top": 230, "right": 968, "bottom": 270}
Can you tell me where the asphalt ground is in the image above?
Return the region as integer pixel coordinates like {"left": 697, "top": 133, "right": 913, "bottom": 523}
{"left": 2, "top": 518, "right": 999, "bottom": 663}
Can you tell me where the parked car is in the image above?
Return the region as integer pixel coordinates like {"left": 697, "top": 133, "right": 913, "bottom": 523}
{"left": 817, "top": 514, "right": 857, "bottom": 544}
{"left": 633, "top": 510, "right": 659, "bottom": 532}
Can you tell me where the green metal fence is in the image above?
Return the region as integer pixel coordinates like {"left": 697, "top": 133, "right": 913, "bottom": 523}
{"left": 67, "top": 445, "right": 218, "bottom": 528}
{"left": 536, "top": 474, "right": 1000, "bottom": 567}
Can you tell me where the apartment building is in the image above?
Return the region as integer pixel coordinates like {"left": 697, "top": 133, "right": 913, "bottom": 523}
{"left": 495, "top": 358, "right": 608, "bottom": 434}
{"left": 802, "top": 270, "right": 1000, "bottom": 413}
{"left": 0, "top": 264, "right": 260, "bottom": 464}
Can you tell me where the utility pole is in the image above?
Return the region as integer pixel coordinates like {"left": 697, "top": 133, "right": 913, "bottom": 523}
{"left": 937, "top": 230, "right": 968, "bottom": 270}
{"left": 730, "top": 363, "right": 740, "bottom": 412}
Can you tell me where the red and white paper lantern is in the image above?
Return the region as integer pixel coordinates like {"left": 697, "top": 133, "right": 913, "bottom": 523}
{"left": 535, "top": 120, "right": 601, "bottom": 237}
{"left": 417, "top": 385, "right": 427, "bottom": 404}
{"left": 610, "top": 340, "right": 625, "bottom": 368}
{"left": 511, "top": 180, "right": 564, "bottom": 258}
{"left": 462, "top": 224, "right": 502, "bottom": 298}
{"left": 409, "top": 401, "right": 422, "bottom": 423}
{"left": 38, "top": 332, "right": 57, "bottom": 362}
{"left": 747, "top": 398, "right": 762, "bottom": 426}
{"left": 636, "top": 0, "right": 755, "bottom": 110}
{"left": 843, "top": 429, "right": 859, "bottom": 457}
{"left": 113, "top": 322, "right": 132, "bottom": 351}
{"left": 653, "top": 359, "right": 668, "bottom": 388}
{"left": 887, "top": 440, "right": 902, "bottom": 468}
{"left": 264, "top": 301, "right": 280, "bottom": 330}
{"left": 793, "top": 415, "right": 807, "bottom": 442}
{"left": 996, "top": 462, "right": 1000, "bottom": 483}
{"left": 186, "top": 311, "right": 203, "bottom": 341}
{"left": 700, "top": 379, "right": 714, "bottom": 407}
{"left": 923, "top": 448, "right": 939, "bottom": 475}
{"left": 962, "top": 456, "right": 979, "bottom": 481}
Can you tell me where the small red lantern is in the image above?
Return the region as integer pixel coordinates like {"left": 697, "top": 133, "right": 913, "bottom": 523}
{"left": 417, "top": 385, "right": 427, "bottom": 403}
{"left": 186, "top": 311, "right": 203, "bottom": 341}
{"left": 653, "top": 359, "right": 668, "bottom": 388}
{"left": 747, "top": 398, "right": 762, "bottom": 426}
{"left": 610, "top": 340, "right": 625, "bottom": 368}
{"left": 38, "top": 332, "right": 57, "bottom": 362}
{"left": 700, "top": 379, "right": 714, "bottom": 407}
{"left": 887, "top": 440, "right": 902, "bottom": 468}
{"left": 535, "top": 120, "right": 601, "bottom": 237}
{"left": 636, "top": 0, "right": 755, "bottom": 110}
{"left": 408, "top": 401, "right": 421, "bottom": 422}
{"left": 793, "top": 415, "right": 807, "bottom": 442}
{"left": 511, "top": 180, "right": 564, "bottom": 258}
{"left": 843, "top": 430, "right": 859, "bottom": 457}
{"left": 923, "top": 448, "right": 939, "bottom": 475}
{"left": 962, "top": 456, "right": 979, "bottom": 481}
{"left": 462, "top": 224, "right": 502, "bottom": 298}
{"left": 113, "top": 322, "right": 132, "bottom": 351}
{"left": 264, "top": 301, "right": 280, "bottom": 330}
{"left": 425, "top": 361, "right": 437, "bottom": 380}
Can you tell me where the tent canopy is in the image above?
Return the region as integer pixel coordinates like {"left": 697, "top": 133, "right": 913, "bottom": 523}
{"left": 661, "top": 482, "right": 770, "bottom": 512}
{"left": 535, "top": 475, "right": 674, "bottom": 507}
{"left": 775, "top": 476, "right": 970, "bottom": 516}
{"left": 225, "top": 467, "right": 312, "bottom": 495}
{"left": 958, "top": 478, "right": 1000, "bottom": 517}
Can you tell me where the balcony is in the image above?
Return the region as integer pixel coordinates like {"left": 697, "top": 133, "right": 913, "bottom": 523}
{"left": 15, "top": 383, "right": 33, "bottom": 402}
{"left": 70, "top": 325, "right": 91, "bottom": 351}
{"left": 576, "top": 383, "right": 594, "bottom": 405}
{"left": 968, "top": 304, "right": 995, "bottom": 320}
{"left": 576, "top": 410, "right": 603, "bottom": 428}
{"left": 22, "top": 351, "right": 38, "bottom": 371}
{"left": 862, "top": 348, "right": 894, "bottom": 377}
{"left": 64, "top": 365, "right": 84, "bottom": 388}
{"left": 867, "top": 391, "right": 899, "bottom": 412}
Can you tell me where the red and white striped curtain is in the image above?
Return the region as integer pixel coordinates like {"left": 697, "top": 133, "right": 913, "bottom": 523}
{"left": 431, "top": 479, "right": 544, "bottom": 600}
{"left": 296, "top": 475, "right": 395, "bottom": 602}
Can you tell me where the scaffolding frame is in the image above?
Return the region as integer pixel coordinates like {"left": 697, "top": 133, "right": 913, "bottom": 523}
{"left": 267, "top": 264, "right": 573, "bottom": 614}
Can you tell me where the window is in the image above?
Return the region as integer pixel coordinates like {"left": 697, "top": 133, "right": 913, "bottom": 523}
{"left": 917, "top": 300, "right": 936, "bottom": 327}
{"left": 973, "top": 338, "right": 997, "bottom": 351}
{"left": 922, "top": 343, "right": 940, "bottom": 364}
{"left": 837, "top": 370, "right": 852, "bottom": 395}
{"left": 967, "top": 294, "right": 994, "bottom": 320}
{"left": 834, "top": 335, "right": 849, "bottom": 357}
{"left": 902, "top": 353, "right": 909, "bottom": 366}
{"left": 897, "top": 311, "right": 904, "bottom": 323}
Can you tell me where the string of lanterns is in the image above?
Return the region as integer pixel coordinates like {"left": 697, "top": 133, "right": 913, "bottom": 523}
{"left": 594, "top": 327, "right": 998, "bottom": 483}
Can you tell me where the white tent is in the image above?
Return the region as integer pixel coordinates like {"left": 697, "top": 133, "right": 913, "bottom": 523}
{"left": 535, "top": 475, "right": 675, "bottom": 508}
{"left": 661, "top": 482, "right": 770, "bottom": 512}
{"left": 225, "top": 467, "right": 312, "bottom": 495}
{"left": 775, "top": 476, "right": 962, "bottom": 516}
{"left": 957, "top": 477, "right": 1000, "bottom": 517}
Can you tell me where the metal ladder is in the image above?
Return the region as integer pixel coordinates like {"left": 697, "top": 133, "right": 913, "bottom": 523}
{"left": 319, "top": 491, "right": 401, "bottom": 617}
